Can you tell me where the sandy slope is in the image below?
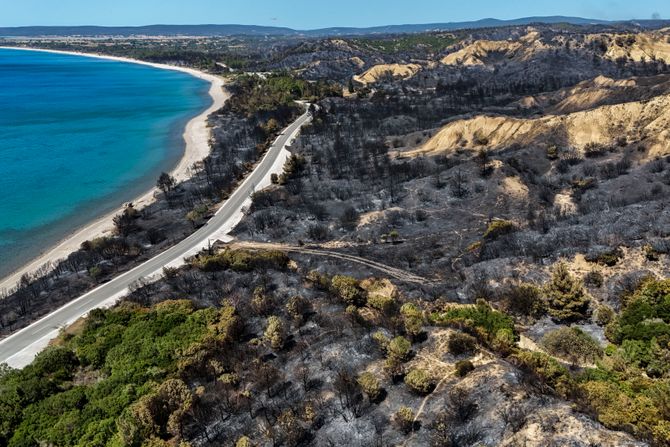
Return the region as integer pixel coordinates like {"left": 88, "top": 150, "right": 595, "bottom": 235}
{"left": 0, "top": 47, "right": 229, "bottom": 294}
{"left": 353, "top": 63, "right": 422, "bottom": 84}
{"left": 410, "top": 82, "right": 670, "bottom": 158}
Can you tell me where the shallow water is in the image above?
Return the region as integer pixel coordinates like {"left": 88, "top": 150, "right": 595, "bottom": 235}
{"left": 0, "top": 48, "right": 210, "bottom": 279}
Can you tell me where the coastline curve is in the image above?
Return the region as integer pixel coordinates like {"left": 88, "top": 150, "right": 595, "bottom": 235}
{"left": 0, "top": 47, "right": 229, "bottom": 294}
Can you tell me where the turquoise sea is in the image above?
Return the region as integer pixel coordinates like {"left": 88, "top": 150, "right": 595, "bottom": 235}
{"left": 0, "top": 48, "right": 210, "bottom": 279}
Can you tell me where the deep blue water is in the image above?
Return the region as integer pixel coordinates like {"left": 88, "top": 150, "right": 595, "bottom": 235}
{"left": 0, "top": 48, "right": 210, "bottom": 279}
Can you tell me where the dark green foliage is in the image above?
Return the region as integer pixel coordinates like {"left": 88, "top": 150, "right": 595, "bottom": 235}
{"left": 501, "top": 283, "right": 546, "bottom": 318}
{"left": 511, "top": 351, "right": 574, "bottom": 396}
{"left": 0, "top": 300, "right": 229, "bottom": 447}
{"left": 331, "top": 275, "right": 366, "bottom": 306}
{"left": 455, "top": 360, "right": 475, "bottom": 377}
{"left": 541, "top": 327, "right": 603, "bottom": 365}
{"left": 530, "top": 279, "right": 670, "bottom": 445}
{"left": 544, "top": 263, "right": 591, "bottom": 322}
{"left": 193, "top": 248, "right": 289, "bottom": 272}
{"left": 606, "top": 279, "right": 670, "bottom": 376}
{"left": 586, "top": 248, "right": 624, "bottom": 267}
{"left": 483, "top": 220, "right": 517, "bottom": 240}
{"left": 357, "top": 372, "right": 382, "bottom": 402}
{"left": 226, "top": 73, "right": 340, "bottom": 117}
{"left": 404, "top": 368, "right": 435, "bottom": 394}
{"left": 447, "top": 332, "right": 477, "bottom": 356}
{"left": 431, "top": 302, "right": 517, "bottom": 346}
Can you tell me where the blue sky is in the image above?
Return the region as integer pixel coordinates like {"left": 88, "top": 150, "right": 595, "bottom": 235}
{"left": 2, "top": 0, "right": 669, "bottom": 28}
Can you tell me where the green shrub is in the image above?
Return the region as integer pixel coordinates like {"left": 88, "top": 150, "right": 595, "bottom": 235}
{"left": 455, "top": 360, "right": 475, "bottom": 377}
{"left": 511, "top": 351, "right": 574, "bottom": 396}
{"left": 541, "top": 327, "right": 603, "bottom": 364}
{"left": 502, "top": 283, "right": 546, "bottom": 318}
{"left": 594, "top": 305, "right": 615, "bottom": 326}
{"left": 357, "top": 372, "right": 382, "bottom": 401}
{"left": 264, "top": 316, "right": 286, "bottom": 351}
{"left": 367, "top": 293, "right": 397, "bottom": 314}
{"left": 331, "top": 275, "right": 366, "bottom": 306}
{"left": 431, "top": 302, "right": 517, "bottom": 344}
{"left": 404, "top": 368, "right": 435, "bottom": 394}
{"left": 483, "top": 220, "right": 517, "bottom": 240}
{"left": 387, "top": 336, "right": 412, "bottom": 363}
{"left": 306, "top": 270, "right": 330, "bottom": 290}
{"left": 400, "top": 303, "right": 424, "bottom": 338}
{"left": 372, "top": 331, "right": 390, "bottom": 353}
{"left": 393, "top": 407, "right": 415, "bottom": 434}
{"left": 236, "top": 436, "right": 254, "bottom": 447}
{"left": 544, "top": 262, "right": 591, "bottom": 322}
{"left": 193, "top": 249, "right": 289, "bottom": 272}
{"left": 0, "top": 302, "right": 220, "bottom": 447}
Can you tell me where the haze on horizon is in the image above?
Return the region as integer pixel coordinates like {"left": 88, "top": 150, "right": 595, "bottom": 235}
{"left": 2, "top": 0, "right": 669, "bottom": 29}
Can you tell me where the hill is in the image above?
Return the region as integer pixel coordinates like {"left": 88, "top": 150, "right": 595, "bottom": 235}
{"left": 0, "top": 16, "right": 667, "bottom": 38}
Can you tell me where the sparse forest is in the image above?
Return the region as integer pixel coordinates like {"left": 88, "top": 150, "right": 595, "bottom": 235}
{"left": 3, "top": 20, "right": 670, "bottom": 447}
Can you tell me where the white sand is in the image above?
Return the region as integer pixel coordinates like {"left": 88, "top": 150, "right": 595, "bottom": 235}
{"left": 0, "top": 47, "right": 230, "bottom": 294}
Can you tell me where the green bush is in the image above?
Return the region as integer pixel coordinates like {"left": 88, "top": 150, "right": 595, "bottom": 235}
{"left": 236, "top": 436, "right": 254, "bottom": 447}
{"left": 431, "top": 302, "right": 517, "bottom": 345}
{"left": 502, "top": 283, "right": 546, "bottom": 318}
{"left": 357, "top": 372, "right": 382, "bottom": 401}
{"left": 393, "top": 407, "right": 415, "bottom": 434}
{"left": 404, "top": 368, "right": 435, "bottom": 394}
{"left": 483, "top": 220, "right": 517, "bottom": 240}
{"left": 367, "top": 293, "right": 397, "bottom": 315}
{"left": 594, "top": 305, "right": 615, "bottom": 326}
{"left": 331, "top": 275, "right": 366, "bottom": 306}
{"left": 511, "top": 350, "right": 574, "bottom": 396}
{"left": 193, "top": 248, "right": 289, "bottom": 272}
{"left": 400, "top": 303, "right": 424, "bottom": 338}
{"left": 541, "top": 327, "right": 603, "bottom": 364}
{"left": 387, "top": 336, "right": 412, "bottom": 363}
{"left": 0, "top": 301, "right": 224, "bottom": 447}
{"left": 264, "top": 316, "right": 286, "bottom": 351}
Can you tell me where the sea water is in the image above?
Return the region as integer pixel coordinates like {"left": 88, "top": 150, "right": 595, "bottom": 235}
{"left": 0, "top": 48, "right": 210, "bottom": 279}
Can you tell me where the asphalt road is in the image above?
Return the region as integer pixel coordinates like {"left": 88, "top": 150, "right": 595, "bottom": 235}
{"left": 0, "top": 109, "right": 311, "bottom": 367}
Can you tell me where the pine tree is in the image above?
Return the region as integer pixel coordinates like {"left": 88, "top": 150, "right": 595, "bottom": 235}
{"left": 544, "top": 262, "right": 590, "bottom": 322}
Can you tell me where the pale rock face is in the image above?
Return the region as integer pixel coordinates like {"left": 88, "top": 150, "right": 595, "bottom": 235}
{"left": 353, "top": 63, "right": 422, "bottom": 84}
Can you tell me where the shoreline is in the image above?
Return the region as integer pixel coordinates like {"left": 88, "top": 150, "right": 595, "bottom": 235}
{"left": 0, "top": 47, "right": 230, "bottom": 294}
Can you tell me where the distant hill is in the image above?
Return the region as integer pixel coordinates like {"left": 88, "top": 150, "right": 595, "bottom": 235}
{"left": 0, "top": 17, "right": 667, "bottom": 38}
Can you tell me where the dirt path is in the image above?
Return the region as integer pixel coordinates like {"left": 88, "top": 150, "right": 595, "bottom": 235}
{"left": 231, "top": 241, "right": 435, "bottom": 285}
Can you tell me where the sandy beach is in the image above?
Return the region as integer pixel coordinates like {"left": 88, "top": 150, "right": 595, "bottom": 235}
{"left": 0, "top": 47, "right": 229, "bottom": 293}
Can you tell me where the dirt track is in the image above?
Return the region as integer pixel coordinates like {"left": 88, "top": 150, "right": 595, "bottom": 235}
{"left": 231, "top": 241, "right": 435, "bottom": 285}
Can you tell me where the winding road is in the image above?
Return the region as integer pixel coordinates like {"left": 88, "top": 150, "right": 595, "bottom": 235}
{"left": 0, "top": 109, "right": 312, "bottom": 368}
